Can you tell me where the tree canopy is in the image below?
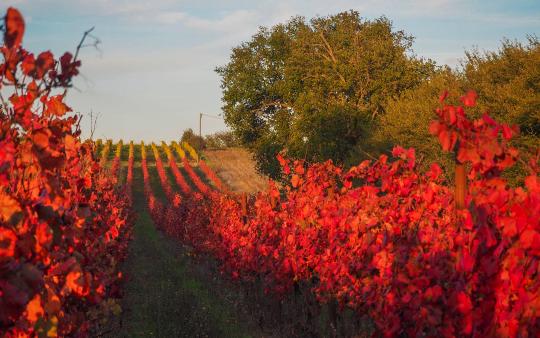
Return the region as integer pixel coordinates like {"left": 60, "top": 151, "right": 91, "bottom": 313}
{"left": 216, "top": 11, "right": 436, "bottom": 177}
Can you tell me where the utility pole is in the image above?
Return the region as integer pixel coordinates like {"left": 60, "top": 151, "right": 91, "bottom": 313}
{"left": 198, "top": 113, "right": 223, "bottom": 139}
{"left": 199, "top": 113, "right": 202, "bottom": 139}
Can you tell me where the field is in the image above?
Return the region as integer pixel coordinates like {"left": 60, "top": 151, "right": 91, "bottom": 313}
{"left": 203, "top": 148, "right": 268, "bottom": 194}
{"left": 1, "top": 6, "right": 539, "bottom": 338}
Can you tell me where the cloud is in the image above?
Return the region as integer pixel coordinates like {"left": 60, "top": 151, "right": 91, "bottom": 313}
{"left": 156, "top": 11, "right": 187, "bottom": 25}
{"left": 65, "top": 0, "right": 174, "bottom": 16}
{"left": 154, "top": 9, "right": 260, "bottom": 33}
{"left": 471, "top": 13, "right": 540, "bottom": 26}
{"left": 182, "top": 10, "right": 259, "bottom": 31}
{"left": 2, "top": 0, "right": 27, "bottom": 5}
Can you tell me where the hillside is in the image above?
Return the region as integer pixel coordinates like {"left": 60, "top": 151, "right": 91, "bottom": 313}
{"left": 203, "top": 147, "right": 269, "bottom": 193}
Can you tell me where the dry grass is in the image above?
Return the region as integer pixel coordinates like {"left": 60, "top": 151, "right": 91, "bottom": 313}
{"left": 203, "top": 147, "right": 269, "bottom": 194}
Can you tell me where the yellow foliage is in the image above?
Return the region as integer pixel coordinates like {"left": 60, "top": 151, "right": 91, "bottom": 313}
{"left": 182, "top": 141, "right": 198, "bottom": 161}
{"left": 100, "top": 140, "right": 111, "bottom": 161}
{"left": 172, "top": 141, "right": 185, "bottom": 159}
{"left": 151, "top": 142, "right": 160, "bottom": 161}
{"left": 162, "top": 141, "right": 172, "bottom": 160}
{"left": 115, "top": 140, "right": 123, "bottom": 158}
{"left": 140, "top": 141, "right": 146, "bottom": 160}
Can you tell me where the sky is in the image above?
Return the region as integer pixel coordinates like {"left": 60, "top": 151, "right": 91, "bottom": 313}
{"left": 2, "top": 0, "right": 539, "bottom": 141}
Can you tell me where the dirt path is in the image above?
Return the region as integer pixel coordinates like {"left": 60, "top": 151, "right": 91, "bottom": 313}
{"left": 107, "top": 162, "right": 254, "bottom": 337}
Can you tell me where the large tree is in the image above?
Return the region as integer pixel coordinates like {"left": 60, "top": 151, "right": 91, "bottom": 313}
{"left": 216, "top": 11, "right": 435, "bottom": 177}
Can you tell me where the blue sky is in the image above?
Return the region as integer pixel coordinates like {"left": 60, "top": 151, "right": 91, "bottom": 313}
{"left": 2, "top": 0, "right": 539, "bottom": 141}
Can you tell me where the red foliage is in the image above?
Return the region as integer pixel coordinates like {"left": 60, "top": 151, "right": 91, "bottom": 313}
{"left": 151, "top": 144, "right": 178, "bottom": 203}
{"left": 4, "top": 8, "right": 24, "bottom": 49}
{"left": 126, "top": 142, "right": 134, "bottom": 201}
{"left": 141, "top": 155, "right": 166, "bottom": 226}
{"left": 182, "top": 157, "right": 210, "bottom": 194}
{"left": 0, "top": 8, "right": 132, "bottom": 336}
{"left": 150, "top": 91, "right": 539, "bottom": 336}
{"left": 110, "top": 151, "right": 121, "bottom": 179}
{"left": 198, "top": 159, "right": 228, "bottom": 192}
{"left": 169, "top": 156, "right": 192, "bottom": 194}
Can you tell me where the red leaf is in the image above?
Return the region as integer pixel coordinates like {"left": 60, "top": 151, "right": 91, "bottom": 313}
{"left": 424, "top": 285, "right": 443, "bottom": 301}
{"left": 439, "top": 90, "right": 449, "bottom": 103}
{"left": 21, "top": 53, "right": 36, "bottom": 75}
{"left": 460, "top": 90, "right": 477, "bottom": 107}
{"left": 45, "top": 95, "right": 70, "bottom": 117}
{"left": 35, "top": 51, "right": 55, "bottom": 79}
{"left": 427, "top": 163, "right": 442, "bottom": 180}
{"left": 4, "top": 7, "right": 25, "bottom": 49}
{"left": 428, "top": 121, "right": 441, "bottom": 136}
{"left": 36, "top": 222, "right": 53, "bottom": 248}
{"left": 291, "top": 174, "right": 300, "bottom": 188}
{"left": 520, "top": 229, "right": 540, "bottom": 250}
{"left": 65, "top": 270, "right": 91, "bottom": 296}
{"left": 32, "top": 129, "right": 50, "bottom": 149}
{"left": 0, "top": 227, "right": 17, "bottom": 257}
{"left": 24, "top": 294, "right": 44, "bottom": 324}
{"left": 482, "top": 113, "right": 496, "bottom": 126}
{"left": 438, "top": 129, "right": 457, "bottom": 151}
{"left": 448, "top": 107, "right": 457, "bottom": 125}
{"left": 501, "top": 125, "right": 514, "bottom": 140}
{"left": 401, "top": 292, "right": 412, "bottom": 303}
{"left": 391, "top": 146, "right": 405, "bottom": 157}
{"left": 525, "top": 175, "right": 538, "bottom": 192}
{"left": 456, "top": 291, "right": 472, "bottom": 314}
{"left": 0, "top": 191, "right": 21, "bottom": 223}
{"left": 458, "top": 250, "right": 475, "bottom": 273}
{"left": 48, "top": 257, "right": 77, "bottom": 276}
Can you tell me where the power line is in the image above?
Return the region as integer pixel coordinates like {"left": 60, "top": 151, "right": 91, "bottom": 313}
{"left": 199, "top": 113, "right": 223, "bottom": 139}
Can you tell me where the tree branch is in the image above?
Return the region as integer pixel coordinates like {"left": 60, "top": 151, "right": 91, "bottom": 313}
{"left": 62, "top": 27, "right": 100, "bottom": 97}
{"left": 318, "top": 31, "right": 347, "bottom": 85}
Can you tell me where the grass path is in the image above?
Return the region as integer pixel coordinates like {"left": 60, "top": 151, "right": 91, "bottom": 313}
{"left": 108, "top": 162, "right": 253, "bottom": 337}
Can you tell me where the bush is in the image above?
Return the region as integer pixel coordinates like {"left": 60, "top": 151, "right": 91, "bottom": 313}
{"left": 204, "top": 131, "right": 240, "bottom": 149}
{"left": 180, "top": 128, "right": 205, "bottom": 151}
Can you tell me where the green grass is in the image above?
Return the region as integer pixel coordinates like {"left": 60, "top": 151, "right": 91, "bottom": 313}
{"left": 109, "top": 161, "right": 252, "bottom": 337}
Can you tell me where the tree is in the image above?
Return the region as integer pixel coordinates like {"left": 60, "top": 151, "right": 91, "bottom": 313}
{"left": 368, "top": 68, "right": 463, "bottom": 176}
{"left": 462, "top": 37, "right": 539, "bottom": 153}
{"left": 373, "top": 37, "right": 539, "bottom": 182}
{"left": 204, "top": 131, "right": 240, "bottom": 149}
{"left": 216, "top": 11, "right": 435, "bottom": 178}
{"left": 180, "top": 128, "right": 205, "bottom": 150}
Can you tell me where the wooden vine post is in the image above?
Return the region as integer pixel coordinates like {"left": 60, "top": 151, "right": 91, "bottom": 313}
{"left": 454, "top": 142, "right": 466, "bottom": 210}
{"left": 455, "top": 163, "right": 467, "bottom": 209}
{"left": 240, "top": 192, "right": 248, "bottom": 224}
{"left": 270, "top": 195, "right": 277, "bottom": 209}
